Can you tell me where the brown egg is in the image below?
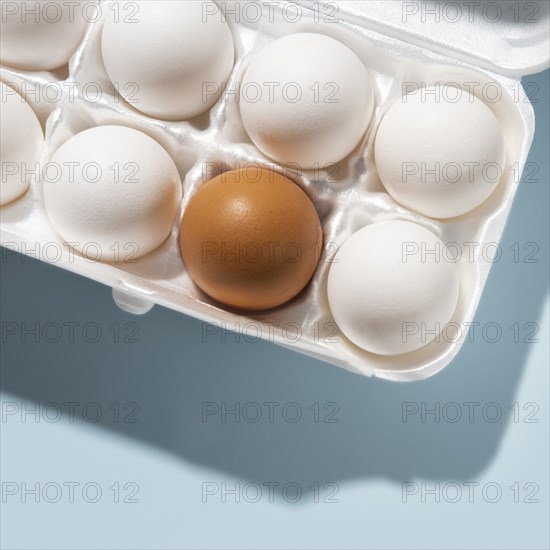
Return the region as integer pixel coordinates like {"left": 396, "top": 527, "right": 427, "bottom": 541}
{"left": 180, "top": 167, "right": 323, "bottom": 310}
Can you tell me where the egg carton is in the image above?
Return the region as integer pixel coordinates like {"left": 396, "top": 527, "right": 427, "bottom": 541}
{"left": 1, "top": 1, "right": 548, "bottom": 381}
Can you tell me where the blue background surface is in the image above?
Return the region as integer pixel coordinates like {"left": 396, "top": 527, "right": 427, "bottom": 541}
{"left": 1, "top": 70, "right": 548, "bottom": 549}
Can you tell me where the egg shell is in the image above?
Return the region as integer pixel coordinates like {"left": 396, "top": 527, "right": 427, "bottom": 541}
{"left": 43, "top": 125, "right": 182, "bottom": 262}
{"left": 101, "top": 0, "right": 234, "bottom": 120}
{"left": 327, "top": 220, "right": 460, "bottom": 355}
{"left": 374, "top": 85, "right": 506, "bottom": 218}
{"left": 180, "top": 168, "right": 323, "bottom": 310}
{"left": 0, "top": 0, "right": 90, "bottom": 70}
{"left": 239, "top": 33, "right": 374, "bottom": 168}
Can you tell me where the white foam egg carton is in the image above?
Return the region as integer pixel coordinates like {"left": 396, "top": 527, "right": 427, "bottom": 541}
{"left": 1, "top": 1, "right": 548, "bottom": 381}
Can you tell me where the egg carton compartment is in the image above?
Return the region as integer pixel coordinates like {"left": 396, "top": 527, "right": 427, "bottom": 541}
{"left": 0, "top": 1, "right": 542, "bottom": 380}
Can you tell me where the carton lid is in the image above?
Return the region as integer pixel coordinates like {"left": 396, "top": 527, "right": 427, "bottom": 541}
{"left": 296, "top": 1, "right": 550, "bottom": 77}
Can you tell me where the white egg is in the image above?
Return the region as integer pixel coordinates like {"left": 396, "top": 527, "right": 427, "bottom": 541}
{"left": 43, "top": 126, "right": 182, "bottom": 262}
{"left": 374, "top": 86, "right": 506, "bottom": 218}
{"left": 101, "top": 0, "right": 234, "bottom": 120}
{"left": 327, "top": 221, "right": 459, "bottom": 355}
{"left": 239, "top": 33, "right": 374, "bottom": 168}
{"left": 0, "top": 82, "right": 44, "bottom": 205}
{"left": 0, "top": 0, "right": 91, "bottom": 70}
